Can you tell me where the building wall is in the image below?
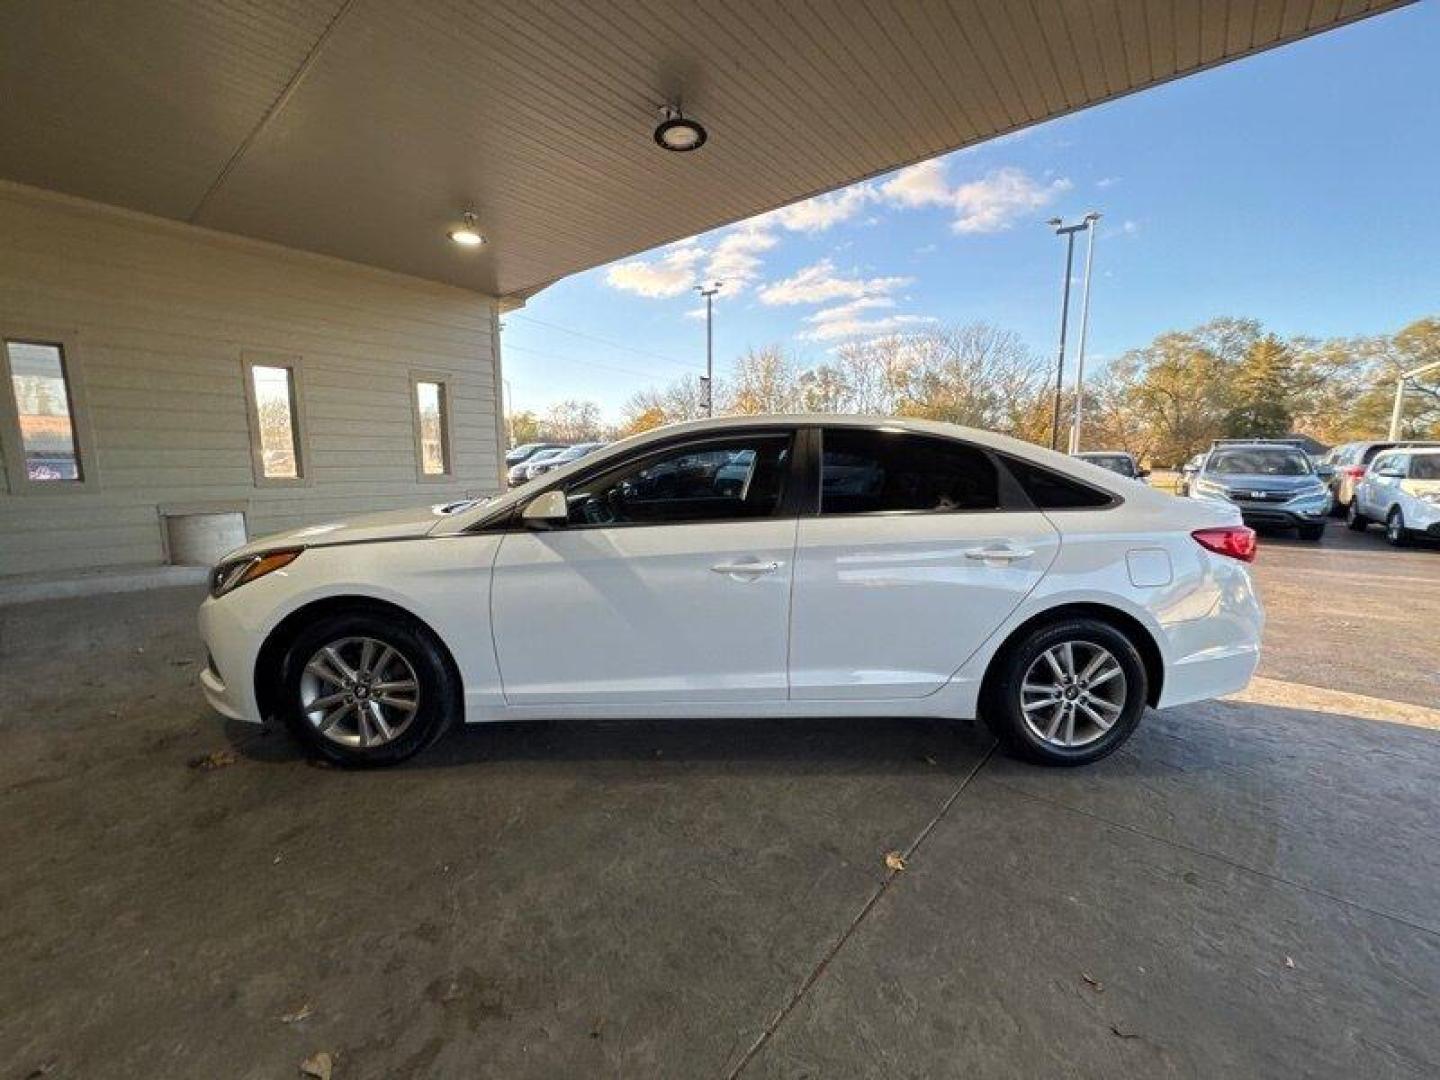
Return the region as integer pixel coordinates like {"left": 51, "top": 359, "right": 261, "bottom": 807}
{"left": 0, "top": 183, "right": 504, "bottom": 577}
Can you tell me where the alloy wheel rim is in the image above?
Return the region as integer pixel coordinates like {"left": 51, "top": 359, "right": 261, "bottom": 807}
{"left": 300, "top": 637, "right": 420, "bottom": 748}
{"left": 1388, "top": 513, "right": 1402, "bottom": 541}
{"left": 1020, "top": 641, "right": 1128, "bottom": 749}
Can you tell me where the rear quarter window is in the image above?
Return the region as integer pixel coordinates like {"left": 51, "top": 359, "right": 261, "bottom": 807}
{"left": 1002, "top": 456, "right": 1116, "bottom": 509}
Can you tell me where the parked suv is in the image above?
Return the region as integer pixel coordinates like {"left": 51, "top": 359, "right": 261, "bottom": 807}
{"left": 1073, "top": 451, "right": 1149, "bottom": 483}
{"left": 1348, "top": 447, "right": 1440, "bottom": 546}
{"left": 1187, "top": 440, "right": 1332, "bottom": 540}
{"left": 1323, "top": 440, "right": 1440, "bottom": 514}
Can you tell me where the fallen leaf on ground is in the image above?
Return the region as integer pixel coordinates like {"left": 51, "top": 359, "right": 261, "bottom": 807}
{"left": 1110, "top": 1024, "right": 1138, "bottom": 1040}
{"left": 280, "top": 1003, "right": 313, "bottom": 1024}
{"left": 1081, "top": 973, "right": 1104, "bottom": 992}
{"left": 300, "top": 1051, "right": 333, "bottom": 1079}
{"left": 1285, "top": 956, "right": 1296, "bottom": 969}
{"left": 25, "top": 1062, "right": 56, "bottom": 1079}
{"left": 884, "top": 851, "right": 907, "bottom": 872}
{"left": 188, "top": 750, "right": 236, "bottom": 771}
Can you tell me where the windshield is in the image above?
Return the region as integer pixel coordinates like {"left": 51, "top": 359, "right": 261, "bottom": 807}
{"left": 1080, "top": 454, "right": 1134, "bottom": 476}
{"left": 1208, "top": 448, "right": 1312, "bottom": 476}
{"left": 1411, "top": 456, "right": 1440, "bottom": 480}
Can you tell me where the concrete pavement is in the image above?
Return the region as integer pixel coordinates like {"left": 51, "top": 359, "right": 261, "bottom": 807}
{"left": 2, "top": 529, "right": 1437, "bottom": 1078}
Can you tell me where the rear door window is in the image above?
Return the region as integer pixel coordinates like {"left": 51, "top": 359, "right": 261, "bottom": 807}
{"left": 819, "top": 429, "right": 998, "bottom": 515}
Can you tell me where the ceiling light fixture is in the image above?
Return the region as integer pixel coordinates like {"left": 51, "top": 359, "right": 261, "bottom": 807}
{"left": 448, "top": 211, "right": 485, "bottom": 247}
{"left": 654, "top": 104, "right": 706, "bottom": 152}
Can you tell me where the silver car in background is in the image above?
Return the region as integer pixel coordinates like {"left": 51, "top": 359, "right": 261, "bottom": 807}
{"left": 1073, "top": 451, "right": 1149, "bottom": 483}
{"left": 1348, "top": 447, "right": 1440, "bottom": 546}
{"left": 526, "top": 441, "right": 607, "bottom": 479}
{"left": 507, "top": 445, "right": 569, "bottom": 486}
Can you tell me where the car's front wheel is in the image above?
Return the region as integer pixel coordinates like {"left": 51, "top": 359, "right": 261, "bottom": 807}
{"left": 277, "top": 610, "right": 460, "bottom": 766}
{"left": 1386, "top": 508, "right": 1410, "bottom": 548}
{"left": 983, "top": 618, "right": 1148, "bottom": 766}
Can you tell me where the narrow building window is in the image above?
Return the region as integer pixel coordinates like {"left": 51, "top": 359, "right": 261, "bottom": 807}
{"left": 4, "top": 340, "right": 83, "bottom": 483}
{"left": 412, "top": 377, "right": 451, "bottom": 478}
{"left": 243, "top": 356, "right": 306, "bottom": 484}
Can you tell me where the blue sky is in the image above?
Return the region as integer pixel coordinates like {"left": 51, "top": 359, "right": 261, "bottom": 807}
{"left": 504, "top": 3, "right": 1440, "bottom": 422}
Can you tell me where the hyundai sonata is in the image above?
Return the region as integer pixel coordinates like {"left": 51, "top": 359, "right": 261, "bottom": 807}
{"left": 199, "top": 417, "right": 1263, "bottom": 768}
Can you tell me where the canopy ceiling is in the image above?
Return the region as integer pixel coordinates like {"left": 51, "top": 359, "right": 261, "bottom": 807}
{"left": 0, "top": 0, "right": 1407, "bottom": 300}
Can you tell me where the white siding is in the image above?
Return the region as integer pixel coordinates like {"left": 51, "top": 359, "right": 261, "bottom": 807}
{"left": 0, "top": 184, "right": 504, "bottom": 577}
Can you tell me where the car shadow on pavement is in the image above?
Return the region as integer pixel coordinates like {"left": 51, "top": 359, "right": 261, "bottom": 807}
{"left": 222, "top": 712, "right": 998, "bottom": 776}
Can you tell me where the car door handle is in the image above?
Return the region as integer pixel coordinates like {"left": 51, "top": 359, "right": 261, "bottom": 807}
{"left": 963, "top": 545, "right": 1034, "bottom": 563}
{"left": 710, "top": 560, "right": 781, "bottom": 577}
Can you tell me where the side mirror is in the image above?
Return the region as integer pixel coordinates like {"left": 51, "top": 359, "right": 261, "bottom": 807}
{"left": 1377, "top": 467, "right": 1405, "bottom": 479}
{"left": 521, "top": 489, "right": 569, "bottom": 528}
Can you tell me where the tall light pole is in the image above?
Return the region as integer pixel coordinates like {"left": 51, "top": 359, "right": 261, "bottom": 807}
{"left": 695, "top": 281, "right": 722, "bottom": 416}
{"left": 1046, "top": 213, "right": 1100, "bottom": 451}
{"left": 1388, "top": 359, "right": 1440, "bottom": 439}
{"left": 1068, "top": 212, "right": 1101, "bottom": 454}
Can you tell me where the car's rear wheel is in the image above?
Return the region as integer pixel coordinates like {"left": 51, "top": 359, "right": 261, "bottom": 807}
{"left": 1346, "top": 501, "right": 1368, "bottom": 531}
{"left": 277, "top": 610, "right": 459, "bottom": 766}
{"left": 983, "top": 618, "right": 1148, "bottom": 767}
{"left": 1386, "top": 508, "right": 1410, "bottom": 547}
{"left": 1297, "top": 523, "right": 1325, "bottom": 542}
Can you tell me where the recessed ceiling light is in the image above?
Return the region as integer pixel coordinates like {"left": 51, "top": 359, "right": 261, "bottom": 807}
{"left": 654, "top": 105, "right": 706, "bottom": 152}
{"left": 448, "top": 211, "right": 485, "bottom": 247}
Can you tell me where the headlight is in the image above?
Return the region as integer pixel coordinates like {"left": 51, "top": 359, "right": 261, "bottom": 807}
{"left": 1286, "top": 486, "right": 1331, "bottom": 507}
{"left": 1193, "top": 479, "right": 1230, "bottom": 499}
{"left": 209, "top": 548, "right": 303, "bottom": 598}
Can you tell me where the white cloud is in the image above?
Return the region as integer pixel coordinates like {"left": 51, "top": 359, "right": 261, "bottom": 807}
{"left": 758, "top": 259, "right": 910, "bottom": 306}
{"left": 881, "top": 160, "right": 951, "bottom": 208}
{"left": 1096, "top": 176, "right": 1121, "bottom": 189}
{"left": 604, "top": 221, "right": 780, "bottom": 300}
{"left": 704, "top": 223, "right": 777, "bottom": 291}
{"left": 801, "top": 313, "right": 936, "bottom": 342}
{"left": 1122, "top": 219, "right": 1139, "bottom": 235}
{"left": 879, "top": 160, "right": 1070, "bottom": 234}
{"left": 805, "top": 296, "right": 895, "bottom": 323}
{"left": 604, "top": 243, "right": 706, "bottom": 298}
{"left": 766, "top": 186, "right": 875, "bottom": 232}
{"left": 950, "top": 168, "right": 1072, "bottom": 233}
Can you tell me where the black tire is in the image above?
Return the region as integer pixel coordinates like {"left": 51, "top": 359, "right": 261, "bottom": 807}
{"left": 277, "top": 610, "right": 460, "bottom": 767}
{"left": 1297, "top": 523, "right": 1325, "bottom": 542}
{"left": 1386, "top": 508, "right": 1410, "bottom": 548}
{"left": 1347, "top": 500, "right": 1368, "bottom": 531}
{"left": 982, "top": 617, "right": 1148, "bottom": 767}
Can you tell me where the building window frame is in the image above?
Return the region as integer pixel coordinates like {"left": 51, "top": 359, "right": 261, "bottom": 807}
{"left": 0, "top": 326, "right": 99, "bottom": 496}
{"left": 409, "top": 370, "right": 454, "bottom": 482}
{"left": 241, "top": 351, "right": 311, "bottom": 488}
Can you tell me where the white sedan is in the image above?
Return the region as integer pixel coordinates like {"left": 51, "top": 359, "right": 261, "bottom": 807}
{"left": 199, "top": 416, "right": 1263, "bottom": 768}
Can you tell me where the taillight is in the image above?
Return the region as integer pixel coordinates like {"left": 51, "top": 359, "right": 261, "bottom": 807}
{"left": 1192, "top": 526, "right": 1257, "bottom": 563}
{"left": 1343, "top": 465, "right": 1366, "bottom": 479}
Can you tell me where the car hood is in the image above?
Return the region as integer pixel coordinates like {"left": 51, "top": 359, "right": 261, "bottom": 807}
{"left": 221, "top": 502, "right": 471, "bottom": 560}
